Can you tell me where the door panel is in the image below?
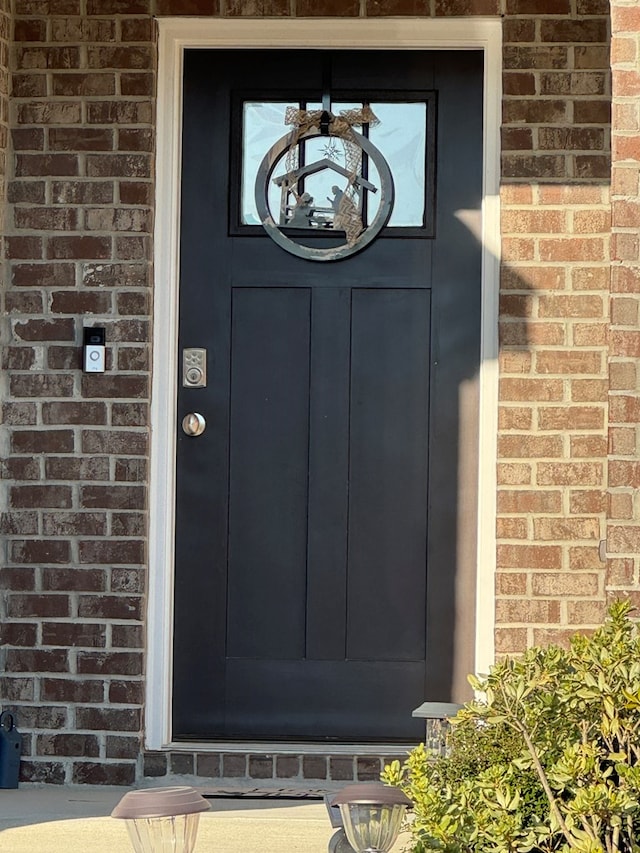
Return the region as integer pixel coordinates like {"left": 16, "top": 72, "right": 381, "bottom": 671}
{"left": 173, "top": 49, "right": 483, "bottom": 742}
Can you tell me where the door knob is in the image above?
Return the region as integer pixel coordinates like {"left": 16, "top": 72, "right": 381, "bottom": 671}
{"left": 182, "top": 412, "right": 206, "bottom": 436}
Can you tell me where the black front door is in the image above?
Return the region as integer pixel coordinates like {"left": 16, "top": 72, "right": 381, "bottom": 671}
{"left": 173, "top": 49, "right": 483, "bottom": 742}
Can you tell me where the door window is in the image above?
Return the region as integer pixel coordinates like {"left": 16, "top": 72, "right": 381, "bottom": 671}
{"left": 239, "top": 98, "right": 434, "bottom": 234}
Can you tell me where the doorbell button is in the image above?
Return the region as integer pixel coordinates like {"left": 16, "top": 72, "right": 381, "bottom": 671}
{"left": 83, "top": 327, "right": 106, "bottom": 373}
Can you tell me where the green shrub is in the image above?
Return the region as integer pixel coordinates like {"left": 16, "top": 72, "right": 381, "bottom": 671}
{"left": 383, "top": 601, "right": 640, "bottom": 853}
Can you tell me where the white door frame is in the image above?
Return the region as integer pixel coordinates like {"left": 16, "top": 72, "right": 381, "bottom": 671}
{"left": 147, "top": 16, "right": 501, "bottom": 750}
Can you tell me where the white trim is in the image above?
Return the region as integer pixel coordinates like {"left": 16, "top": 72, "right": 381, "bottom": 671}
{"left": 147, "top": 16, "right": 501, "bottom": 751}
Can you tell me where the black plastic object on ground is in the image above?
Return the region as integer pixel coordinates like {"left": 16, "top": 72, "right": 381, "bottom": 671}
{"left": 0, "top": 711, "right": 21, "bottom": 788}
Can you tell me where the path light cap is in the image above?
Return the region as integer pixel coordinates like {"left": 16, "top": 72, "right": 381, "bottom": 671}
{"left": 111, "top": 786, "right": 210, "bottom": 820}
{"left": 331, "top": 782, "right": 412, "bottom": 808}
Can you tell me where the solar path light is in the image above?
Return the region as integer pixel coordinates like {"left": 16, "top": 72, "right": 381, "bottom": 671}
{"left": 330, "top": 782, "right": 411, "bottom": 853}
{"left": 111, "top": 785, "right": 210, "bottom": 853}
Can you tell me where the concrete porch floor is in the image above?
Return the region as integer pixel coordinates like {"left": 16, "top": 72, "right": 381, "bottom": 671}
{"left": 0, "top": 785, "right": 338, "bottom": 852}
{"left": 0, "top": 784, "right": 411, "bottom": 852}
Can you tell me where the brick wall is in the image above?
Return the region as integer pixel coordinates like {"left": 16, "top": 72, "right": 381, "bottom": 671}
{"left": 0, "top": 0, "right": 8, "bottom": 282}
{"left": 0, "top": 0, "right": 625, "bottom": 785}
{"left": 497, "top": 1, "right": 612, "bottom": 651}
{"left": 3, "top": 0, "right": 154, "bottom": 786}
{"left": 609, "top": 2, "right": 640, "bottom": 607}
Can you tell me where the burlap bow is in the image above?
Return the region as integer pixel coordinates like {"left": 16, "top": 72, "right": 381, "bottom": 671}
{"left": 281, "top": 106, "right": 379, "bottom": 246}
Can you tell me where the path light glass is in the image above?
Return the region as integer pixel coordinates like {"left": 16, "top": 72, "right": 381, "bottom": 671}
{"left": 331, "top": 782, "right": 412, "bottom": 853}
{"left": 111, "top": 785, "right": 210, "bottom": 853}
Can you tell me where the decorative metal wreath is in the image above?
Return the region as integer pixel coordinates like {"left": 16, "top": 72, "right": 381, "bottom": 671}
{"left": 254, "top": 108, "right": 394, "bottom": 262}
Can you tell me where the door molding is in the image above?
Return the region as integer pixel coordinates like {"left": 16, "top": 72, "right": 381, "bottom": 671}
{"left": 147, "top": 16, "right": 501, "bottom": 750}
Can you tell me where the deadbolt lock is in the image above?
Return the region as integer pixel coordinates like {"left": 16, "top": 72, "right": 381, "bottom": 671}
{"left": 183, "top": 348, "right": 207, "bottom": 388}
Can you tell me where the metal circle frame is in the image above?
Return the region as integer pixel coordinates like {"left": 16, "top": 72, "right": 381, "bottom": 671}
{"left": 254, "top": 127, "right": 395, "bottom": 262}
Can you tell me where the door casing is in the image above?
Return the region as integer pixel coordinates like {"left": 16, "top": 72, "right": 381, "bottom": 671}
{"left": 147, "top": 16, "right": 502, "bottom": 751}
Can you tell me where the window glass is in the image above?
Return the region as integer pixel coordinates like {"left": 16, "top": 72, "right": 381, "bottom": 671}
{"left": 242, "top": 100, "right": 427, "bottom": 229}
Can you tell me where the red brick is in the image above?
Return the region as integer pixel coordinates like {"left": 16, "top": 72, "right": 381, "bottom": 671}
{"left": 52, "top": 180, "right": 114, "bottom": 204}
{"left": 537, "top": 406, "right": 604, "bottom": 430}
{"left": 498, "top": 435, "right": 563, "bottom": 458}
{"left": 46, "top": 456, "right": 110, "bottom": 481}
{"left": 0, "top": 623, "right": 38, "bottom": 646}
{"left": 11, "top": 484, "right": 73, "bottom": 508}
{"left": 2, "top": 346, "right": 38, "bottom": 369}
{"left": 571, "top": 379, "right": 609, "bottom": 403}
{"left": 608, "top": 525, "right": 640, "bottom": 554}
{"left": 77, "top": 594, "right": 142, "bottom": 619}
{"left": 8, "top": 180, "right": 47, "bottom": 203}
{"left": 0, "top": 567, "right": 37, "bottom": 591}
{"left": 11, "top": 127, "right": 45, "bottom": 150}
{"left": 497, "top": 518, "right": 528, "bottom": 539}
{"left": 14, "top": 18, "right": 47, "bottom": 40}
{"left": 109, "top": 679, "right": 144, "bottom": 704}
{"left": 13, "top": 317, "right": 75, "bottom": 341}
{"left": 5, "top": 649, "right": 69, "bottom": 673}
{"left": 498, "top": 406, "right": 532, "bottom": 430}
{"left": 495, "top": 627, "right": 528, "bottom": 653}
{"left": 106, "top": 736, "right": 140, "bottom": 760}
{"left": 531, "top": 573, "right": 599, "bottom": 597}
{"left": 42, "top": 622, "right": 106, "bottom": 647}
{"left": 5, "top": 236, "right": 43, "bottom": 258}
{"left": 117, "top": 347, "right": 149, "bottom": 370}
{"left": 503, "top": 19, "right": 535, "bottom": 43}
{"left": 570, "top": 490, "right": 607, "bottom": 514}
{"left": 49, "top": 127, "right": 114, "bottom": 151}
{"left": 0, "top": 510, "right": 39, "bottom": 536}
{"left": 505, "top": 0, "right": 570, "bottom": 11}
{"left": 533, "top": 517, "right": 600, "bottom": 541}
{"left": 538, "top": 295, "right": 604, "bottom": 319}
{"left": 608, "top": 461, "right": 640, "bottom": 488}
{"left": 73, "top": 762, "right": 136, "bottom": 786}
{"left": 606, "top": 558, "right": 634, "bottom": 586}
{"left": 538, "top": 462, "right": 604, "bottom": 486}
{"left": 79, "top": 541, "right": 145, "bottom": 566}
{"left": 81, "top": 430, "right": 148, "bottom": 456}
{"left": 51, "top": 72, "right": 116, "bottom": 96}
{"left": 21, "top": 762, "right": 66, "bottom": 784}
{"left": 11, "top": 430, "right": 75, "bottom": 454}
{"left": 76, "top": 651, "right": 143, "bottom": 675}
{"left": 501, "top": 266, "right": 566, "bottom": 291}
{"left": 112, "top": 513, "right": 146, "bottom": 536}
{"left": 496, "top": 599, "right": 561, "bottom": 623}
{"left": 609, "top": 395, "right": 640, "bottom": 423}
{"left": 86, "top": 153, "right": 151, "bottom": 178}
{"left": 11, "top": 262, "right": 75, "bottom": 287}
{"left": 503, "top": 46, "right": 568, "bottom": 71}
{"left": 37, "top": 734, "right": 100, "bottom": 758}
{"left": 2, "top": 402, "right": 37, "bottom": 425}
{"left": 539, "top": 238, "right": 606, "bottom": 263}
{"left": 11, "top": 373, "right": 74, "bottom": 397}
{"left": 567, "top": 600, "right": 607, "bottom": 625}
{"left": 43, "top": 512, "right": 107, "bottom": 536}
{"left": 47, "top": 235, "right": 111, "bottom": 259}
{"left": 15, "top": 153, "right": 79, "bottom": 177}
{"left": 570, "top": 435, "right": 608, "bottom": 458}
{"left": 536, "top": 350, "right": 602, "bottom": 375}
{"left": 611, "top": 330, "right": 640, "bottom": 358}
{"left": 498, "top": 490, "right": 562, "bottom": 513}
{"left": 10, "top": 540, "right": 71, "bottom": 565}
{"left": 81, "top": 374, "right": 149, "bottom": 398}
{"left": 497, "top": 544, "right": 562, "bottom": 570}
{"left": 499, "top": 378, "right": 564, "bottom": 401}
{"left": 0, "top": 677, "right": 36, "bottom": 702}
{"left": 42, "top": 568, "right": 106, "bottom": 592}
